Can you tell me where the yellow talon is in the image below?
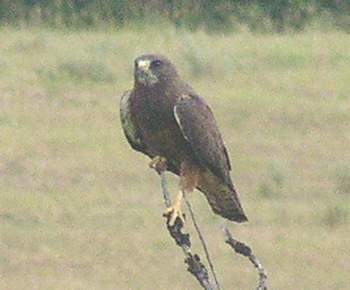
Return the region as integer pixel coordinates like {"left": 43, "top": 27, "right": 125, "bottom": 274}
{"left": 149, "top": 156, "right": 167, "bottom": 173}
{"left": 164, "top": 190, "right": 185, "bottom": 226}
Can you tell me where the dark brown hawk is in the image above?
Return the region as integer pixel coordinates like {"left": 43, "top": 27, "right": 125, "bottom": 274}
{"left": 120, "top": 54, "right": 247, "bottom": 224}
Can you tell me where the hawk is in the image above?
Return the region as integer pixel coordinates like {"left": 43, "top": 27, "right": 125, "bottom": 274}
{"left": 120, "top": 54, "right": 247, "bottom": 224}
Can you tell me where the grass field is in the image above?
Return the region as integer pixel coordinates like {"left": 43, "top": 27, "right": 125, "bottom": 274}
{"left": 0, "top": 27, "right": 349, "bottom": 290}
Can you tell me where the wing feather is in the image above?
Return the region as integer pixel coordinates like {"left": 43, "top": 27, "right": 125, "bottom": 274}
{"left": 174, "top": 94, "right": 232, "bottom": 187}
{"left": 174, "top": 94, "right": 247, "bottom": 222}
{"left": 119, "top": 91, "right": 148, "bottom": 154}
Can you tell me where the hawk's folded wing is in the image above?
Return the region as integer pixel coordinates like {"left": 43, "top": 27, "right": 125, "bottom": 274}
{"left": 174, "top": 94, "right": 247, "bottom": 222}
{"left": 120, "top": 91, "right": 148, "bottom": 154}
{"left": 174, "top": 94, "right": 232, "bottom": 186}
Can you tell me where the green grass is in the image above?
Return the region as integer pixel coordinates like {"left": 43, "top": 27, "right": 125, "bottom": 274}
{"left": 0, "top": 27, "right": 349, "bottom": 290}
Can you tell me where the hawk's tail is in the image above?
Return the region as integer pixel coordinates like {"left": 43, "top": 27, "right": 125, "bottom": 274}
{"left": 198, "top": 170, "right": 248, "bottom": 223}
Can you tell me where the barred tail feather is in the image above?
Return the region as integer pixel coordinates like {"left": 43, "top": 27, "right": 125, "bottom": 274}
{"left": 198, "top": 170, "right": 248, "bottom": 223}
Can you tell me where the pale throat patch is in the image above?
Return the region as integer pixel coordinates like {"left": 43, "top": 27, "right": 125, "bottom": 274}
{"left": 137, "top": 59, "right": 150, "bottom": 70}
{"left": 136, "top": 59, "right": 159, "bottom": 85}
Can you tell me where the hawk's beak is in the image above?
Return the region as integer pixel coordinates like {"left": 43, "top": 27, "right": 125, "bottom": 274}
{"left": 135, "top": 59, "right": 158, "bottom": 85}
{"left": 137, "top": 60, "right": 150, "bottom": 72}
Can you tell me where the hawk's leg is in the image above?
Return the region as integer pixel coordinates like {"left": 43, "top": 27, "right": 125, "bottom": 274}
{"left": 164, "top": 159, "right": 199, "bottom": 226}
{"left": 164, "top": 189, "right": 185, "bottom": 225}
{"left": 149, "top": 156, "right": 167, "bottom": 173}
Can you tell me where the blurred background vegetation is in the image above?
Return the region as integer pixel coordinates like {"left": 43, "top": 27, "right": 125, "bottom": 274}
{"left": 0, "top": 0, "right": 349, "bottom": 32}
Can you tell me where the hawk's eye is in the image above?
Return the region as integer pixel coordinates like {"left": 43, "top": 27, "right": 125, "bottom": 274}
{"left": 152, "top": 60, "right": 162, "bottom": 68}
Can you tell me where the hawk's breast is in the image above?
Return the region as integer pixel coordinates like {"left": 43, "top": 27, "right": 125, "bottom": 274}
{"left": 130, "top": 91, "right": 190, "bottom": 167}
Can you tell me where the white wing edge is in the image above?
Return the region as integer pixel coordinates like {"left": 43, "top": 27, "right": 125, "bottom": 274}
{"left": 120, "top": 91, "right": 143, "bottom": 148}
{"left": 173, "top": 100, "right": 190, "bottom": 142}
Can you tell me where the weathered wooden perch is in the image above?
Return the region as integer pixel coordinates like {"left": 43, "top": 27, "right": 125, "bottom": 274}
{"left": 155, "top": 167, "right": 267, "bottom": 290}
{"left": 223, "top": 228, "right": 268, "bottom": 290}
{"left": 159, "top": 170, "right": 216, "bottom": 290}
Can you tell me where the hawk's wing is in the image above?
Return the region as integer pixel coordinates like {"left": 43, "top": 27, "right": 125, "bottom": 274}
{"left": 174, "top": 94, "right": 232, "bottom": 186}
{"left": 120, "top": 90, "right": 148, "bottom": 154}
{"left": 174, "top": 94, "right": 247, "bottom": 222}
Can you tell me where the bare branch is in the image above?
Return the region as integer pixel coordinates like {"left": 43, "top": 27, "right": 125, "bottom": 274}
{"left": 155, "top": 166, "right": 267, "bottom": 290}
{"left": 185, "top": 199, "right": 222, "bottom": 290}
{"left": 223, "top": 227, "right": 268, "bottom": 290}
{"left": 159, "top": 170, "right": 216, "bottom": 290}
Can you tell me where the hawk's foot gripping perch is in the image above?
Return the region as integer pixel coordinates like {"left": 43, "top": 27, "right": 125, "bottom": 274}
{"left": 149, "top": 156, "right": 167, "bottom": 174}
{"left": 164, "top": 190, "right": 185, "bottom": 226}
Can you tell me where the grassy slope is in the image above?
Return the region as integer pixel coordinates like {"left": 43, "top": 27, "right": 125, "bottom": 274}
{"left": 0, "top": 27, "right": 349, "bottom": 289}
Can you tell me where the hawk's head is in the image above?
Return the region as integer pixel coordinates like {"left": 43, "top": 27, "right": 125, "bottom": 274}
{"left": 134, "top": 54, "right": 179, "bottom": 87}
